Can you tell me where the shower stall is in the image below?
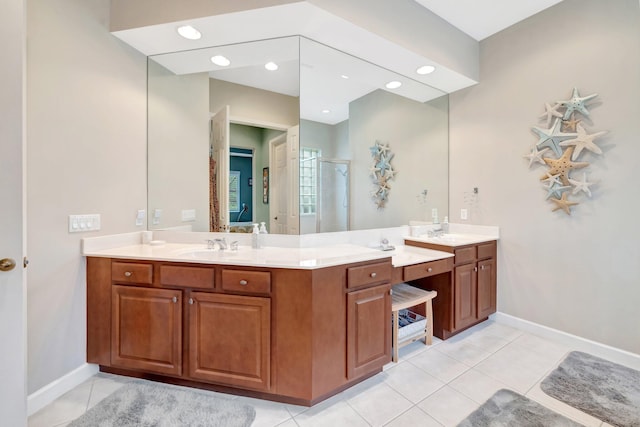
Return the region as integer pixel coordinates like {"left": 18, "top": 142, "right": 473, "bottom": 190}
{"left": 316, "top": 158, "right": 350, "bottom": 233}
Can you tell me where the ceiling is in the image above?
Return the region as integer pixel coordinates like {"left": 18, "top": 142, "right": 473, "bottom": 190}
{"left": 123, "top": 0, "right": 565, "bottom": 124}
{"left": 414, "top": 0, "right": 564, "bottom": 41}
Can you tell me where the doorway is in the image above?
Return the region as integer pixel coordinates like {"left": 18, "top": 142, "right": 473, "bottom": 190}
{"left": 229, "top": 147, "right": 253, "bottom": 225}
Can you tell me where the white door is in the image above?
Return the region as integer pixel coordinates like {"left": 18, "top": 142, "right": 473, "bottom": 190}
{"left": 0, "top": 0, "right": 27, "bottom": 424}
{"left": 286, "top": 125, "right": 300, "bottom": 234}
{"left": 269, "top": 134, "right": 288, "bottom": 234}
{"left": 211, "top": 106, "right": 230, "bottom": 231}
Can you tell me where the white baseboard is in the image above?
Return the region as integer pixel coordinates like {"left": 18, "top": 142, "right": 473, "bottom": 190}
{"left": 27, "top": 363, "right": 99, "bottom": 416}
{"left": 494, "top": 312, "right": 640, "bottom": 370}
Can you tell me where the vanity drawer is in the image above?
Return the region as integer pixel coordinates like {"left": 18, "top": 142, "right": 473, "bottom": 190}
{"left": 221, "top": 269, "right": 271, "bottom": 294}
{"left": 112, "top": 262, "right": 153, "bottom": 284}
{"left": 477, "top": 241, "right": 496, "bottom": 260}
{"left": 454, "top": 246, "right": 476, "bottom": 265}
{"left": 160, "top": 265, "right": 215, "bottom": 290}
{"left": 403, "top": 258, "right": 453, "bottom": 282}
{"left": 347, "top": 261, "right": 391, "bottom": 289}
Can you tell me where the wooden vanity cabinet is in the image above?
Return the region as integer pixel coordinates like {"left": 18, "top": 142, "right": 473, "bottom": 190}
{"left": 188, "top": 292, "right": 270, "bottom": 391}
{"left": 111, "top": 285, "right": 182, "bottom": 376}
{"left": 87, "top": 256, "right": 393, "bottom": 406}
{"left": 404, "top": 240, "right": 497, "bottom": 339}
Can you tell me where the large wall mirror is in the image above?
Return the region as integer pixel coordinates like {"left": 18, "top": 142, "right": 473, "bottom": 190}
{"left": 147, "top": 36, "right": 449, "bottom": 234}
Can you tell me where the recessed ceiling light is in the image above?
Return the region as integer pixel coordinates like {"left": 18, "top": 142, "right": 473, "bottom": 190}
{"left": 385, "top": 81, "right": 402, "bottom": 89}
{"left": 416, "top": 65, "right": 436, "bottom": 75}
{"left": 341, "top": 75, "right": 349, "bottom": 79}
{"left": 176, "top": 25, "right": 201, "bottom": 40}
{"left": 210, "top": 55, "right": 231, "bottom": 67}
{"left": 322, "top": 109, "right": 331, "bottom": 114}
{"left": 265, "top": 62, "right": 279, "bottom": 71}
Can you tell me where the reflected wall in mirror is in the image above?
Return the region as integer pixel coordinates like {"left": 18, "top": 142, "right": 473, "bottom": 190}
{"left": 147, "top": 36, "right": 448, "bottom": 234}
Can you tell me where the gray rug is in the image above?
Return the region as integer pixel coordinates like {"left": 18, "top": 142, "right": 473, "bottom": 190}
{"left": 541, "top": 351, "right": 640, "bottom": 427}
{"left": 69, "top": 380, "right": 256, "bottom": 427}
{"left": 458, "top": 389, "right": 584, "bottom": 427}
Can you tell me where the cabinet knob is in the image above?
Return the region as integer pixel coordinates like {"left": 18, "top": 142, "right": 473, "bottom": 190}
{"left": 427, "top": 267, "right": 433, "bottom": 272}
{"left": 172, "top": 296, "right": 178, "bottom": 303}
{"left": 189, "top": 298, "right": 194, "bottom": 305}
{"left": 124, "top": 271, "right": 132, "bottom": 277}
{"left": 474, "top": 267, "right": 478, "bottom": 272}
{"left": 239, "top": 280, "right": 248, "bottom": 286}
{"left": 370, "top": 272, "right": 377, "bottom": 278}
{"left": 481, "top": 265, "right": 486, "bottom": 270}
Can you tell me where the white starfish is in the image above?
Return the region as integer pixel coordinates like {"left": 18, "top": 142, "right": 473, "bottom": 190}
{"left": 539, "top": 102, "right": 564, "bottom": 127}
{"left": 541, "top": 172, "right": 563, "bottom": 188}
{"left": 369, "top": 164, "right": 380, "bottom": 179}
{"left": 557, "top": 87, "right": 598, "bottom": 119}
{"left": 524, "top": 146, "right": 549, "bottom": 168}
{"left": 568, "top": 172, "right": 594, "bottom": 197}
{"left": 559, "top": 123, "right": 606, "bottom": 160}
{"left": 532, "top": 118, "right": 577, "bottom": 157}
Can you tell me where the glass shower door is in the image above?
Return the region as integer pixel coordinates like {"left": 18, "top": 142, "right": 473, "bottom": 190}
{"left": 317, "top": 159, "right": 350, "bottom": 233}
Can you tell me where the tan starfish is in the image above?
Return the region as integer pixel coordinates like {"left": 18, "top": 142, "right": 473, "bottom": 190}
{"left": 541, "top": 147, "right": 589, "bottom": 185}
{"left": 562, "top": 117, "right": 581, "bottom": 132}
{"left": 550, "top": 193, "right": 579, "bottom": 215}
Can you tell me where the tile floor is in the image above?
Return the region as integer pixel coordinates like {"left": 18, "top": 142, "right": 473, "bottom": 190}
{"left": 28, "top": 319, "right": 617, "bottom": 427}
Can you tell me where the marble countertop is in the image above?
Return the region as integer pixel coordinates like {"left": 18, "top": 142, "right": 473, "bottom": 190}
{"left": 83, "top": 241, "right": 454, "bottom": 270}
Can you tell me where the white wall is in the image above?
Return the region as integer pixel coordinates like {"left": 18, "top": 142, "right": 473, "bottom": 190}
{"left": 26, "top": 0, "right": 147, "bottom": 392}
{"left": 147, "top": 61, "right": 210, "bottom": 232}
{"left": 350, "top": 90, "right": 449, "bottom": 230}
{"left": 449, "top": 0, "right": 640, "bottom": 354}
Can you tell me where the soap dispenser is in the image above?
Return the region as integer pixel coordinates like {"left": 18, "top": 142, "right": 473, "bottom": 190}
{"left": 442, "top": 216, "right": 449, "bottom": 234}
{"left": 259, "top": 222, "right": 268, "bottom": 234}
{"left": 251, "top": 223, "right": 260, "bottom": 249}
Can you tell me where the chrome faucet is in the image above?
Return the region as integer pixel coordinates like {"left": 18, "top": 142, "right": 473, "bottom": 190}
{"left": 205, "top": 238, "right": 228, "bottom": 250}
{"left": 380, "top": 238, "right": 395, "bottom": 251}
{"left": 426, "top": 227, "right": 444, "bottom": 238}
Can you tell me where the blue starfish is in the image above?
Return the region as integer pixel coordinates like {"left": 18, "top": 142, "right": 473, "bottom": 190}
{"left": 545, "top": 182, "right": 571, "bottom": 200}
{"left": 532, "top": 118, "right": 576, "bottom": 157}
{"left": 369, "top": 145, "right": 381, "bottom": 157}
{"left": 557, "top": 87, "right": 598, "bottom": 119}
{"left": 376, "top": 154, "right": 391, "bottom": 174}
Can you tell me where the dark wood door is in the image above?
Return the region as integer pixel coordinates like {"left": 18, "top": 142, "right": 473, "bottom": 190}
{"left": 111, "top": 285, "right": 182, "bottom": 375}
{"left": 477, "top": 258, "right": 496, "bottom": 319}
{"left": 188, "top": 292, "right": 271, "bottom": 391}
{"left": 454, "top": 263, "right": 477, "bottom": 330}
{"left": 347, "top": 283, "right": 391, "bottom": 379}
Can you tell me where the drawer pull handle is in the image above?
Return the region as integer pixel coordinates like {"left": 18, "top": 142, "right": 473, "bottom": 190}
{"left": 172, "top": 296, "right": 178, "bottom": 303}
{"left": 189, "top": 298, "right": 194, "bottom": 305}
{"left": 124, "top": 271, "right": 132, "bottom": 277}
{"left": 239, "top": 280, "right": 248, "bottom": 286}
{"left": 370, "top": 272, "right": 377, "bottom": 278}
{"left": 427, "top": 267, "right": 433, "bottom": 272}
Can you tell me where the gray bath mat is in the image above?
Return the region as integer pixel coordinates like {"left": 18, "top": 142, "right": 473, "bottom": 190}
{"left": 541, "top": 351, "right": 640, "bottom": 427}
{"left": 458, "top": 389, "right": 584, "bottom": 426}
{"left": 69, "top": 380, "right": 256, "bottom": 427}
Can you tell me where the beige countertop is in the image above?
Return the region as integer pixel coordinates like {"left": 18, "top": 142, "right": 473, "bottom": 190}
{"left": 404, "top": 232, "right": 498, "bottom": 248}
{"left": 83, "top": 241, "right": 454, "bottom": 270}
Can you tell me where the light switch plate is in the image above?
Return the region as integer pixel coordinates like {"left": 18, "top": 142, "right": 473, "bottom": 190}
{"left": 135, "top": 209, "right": 146, "bottom": 226}
{"left": 460, "top": 209, "right": 468, "bottom": 220}
{"left": 69, "top": 214, "right": 101, "bottom": 233}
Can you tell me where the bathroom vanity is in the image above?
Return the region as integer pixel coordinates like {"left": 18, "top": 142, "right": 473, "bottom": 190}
{"left": 404, "top": 235, "right": 497, "bottom": 339}
{"left": 85, "top": 242, "right": 403, "bottom": 406}
{"left": 83, "top": 229, "right": 496, "bottom": 405}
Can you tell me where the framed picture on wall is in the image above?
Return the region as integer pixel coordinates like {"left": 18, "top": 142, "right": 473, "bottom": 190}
{"left": 262, "top": 167, "right": 269, "bottom": 204}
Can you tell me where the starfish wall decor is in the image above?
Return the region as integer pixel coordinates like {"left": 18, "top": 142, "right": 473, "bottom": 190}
{"left": 369, "top": 140, "right": 396, "bottom": 209}
{"left": 525, "top": 87, "right": 607, "bottom": 215}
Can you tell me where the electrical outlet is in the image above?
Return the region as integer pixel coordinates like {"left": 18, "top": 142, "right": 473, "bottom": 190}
{"left": 460, "top": 208, "right": 468, "bottom": 220}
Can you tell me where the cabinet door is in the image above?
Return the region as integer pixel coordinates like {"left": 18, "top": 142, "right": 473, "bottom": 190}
{"left": 189, "top": 292, "right": 271, "bottom": 391}
{"left": 454, "top": 263, "right": 477, "bottom": 330}
{"left": 111, "top": 285, "right": 182, "bottom": 376}
{"left": 477, "top": 258, "right": 496, "bottom": 319}
{"left": 347, "top": 284, "right": 391, "bottom": 379}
